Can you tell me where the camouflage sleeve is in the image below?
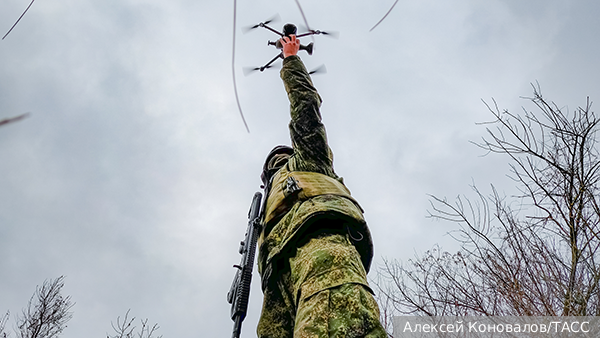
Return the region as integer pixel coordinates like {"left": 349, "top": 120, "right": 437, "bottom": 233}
{"left": 280, "top": 55, "right": 336, "bottom": 177}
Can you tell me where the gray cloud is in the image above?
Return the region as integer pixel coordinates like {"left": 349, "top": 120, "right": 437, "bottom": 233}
{"left": 1, "top": 0, "right": 599, "bottom": 336}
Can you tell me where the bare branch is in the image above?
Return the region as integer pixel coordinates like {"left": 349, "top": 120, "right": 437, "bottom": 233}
{"left": 376, "top": 86, "right": 600, "bottom": 317}
{"left": 0, "top": 113, "right": 29, "bottom": 127}
{"left": 107, "top": 310, "right": 162, "bottom": 338}
{"left": 0, "top": 311, "right": 9, "bottom": 338}
{"left": 16, "top": 276, "right": 74, "bottom": 338}
{"left": 370, "top": 0, "right": 399, "bottom": 32}
{"left": 3, "top": 0, "right": 36, "bottom": 40}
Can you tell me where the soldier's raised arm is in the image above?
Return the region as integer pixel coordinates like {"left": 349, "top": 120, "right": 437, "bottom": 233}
{"left": 279, "top": 35, "right": 335, "bottom": 177}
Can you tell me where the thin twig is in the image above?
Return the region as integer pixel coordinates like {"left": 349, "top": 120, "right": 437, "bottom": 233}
{"left": 232, "top": 0, "right": 250, "bottom": 133}
{"left": 3, "top": 0, "right": 36, "bottom": 40}
{"left": 0, "top": 113, "right": 30, "bottom": 127}
{"left": 294, "top": 0, "right": 314, "bottom": 43}
{"left": 370, "top": 0, "right": 399, "bottom": 32}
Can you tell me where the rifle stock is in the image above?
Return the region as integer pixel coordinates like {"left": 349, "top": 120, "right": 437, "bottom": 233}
{"left": 227, "top": 191, "right": 263, "bottom": 338}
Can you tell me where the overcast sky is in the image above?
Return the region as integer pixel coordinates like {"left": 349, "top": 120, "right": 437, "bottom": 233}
{"left": 1, "top": 0, "right": 599, "bottom": 337}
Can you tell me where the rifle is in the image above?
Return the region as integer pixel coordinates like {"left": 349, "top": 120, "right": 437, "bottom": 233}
{"left": 227, "top": 191, "right": 263, "bottom": 338}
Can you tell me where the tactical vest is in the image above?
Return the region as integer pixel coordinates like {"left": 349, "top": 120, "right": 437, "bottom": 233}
{"left": 259, "top": 166, "right": 373, "bottom": 282}
{"left": 264, "top": 168, "right": 362, "bottom": 225}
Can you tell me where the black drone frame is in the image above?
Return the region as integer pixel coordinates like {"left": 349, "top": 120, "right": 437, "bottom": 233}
{"left": 245, "top": 17, "right": 336, "bottom": 73}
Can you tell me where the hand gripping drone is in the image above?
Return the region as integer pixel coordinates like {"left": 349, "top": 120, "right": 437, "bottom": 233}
{"left": 243, "top": 15, "right": 337, "bottom": 75}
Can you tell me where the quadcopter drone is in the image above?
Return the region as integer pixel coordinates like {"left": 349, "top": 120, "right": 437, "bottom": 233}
{"left": 243, "top": 15, "right": 337, "bottom": 75}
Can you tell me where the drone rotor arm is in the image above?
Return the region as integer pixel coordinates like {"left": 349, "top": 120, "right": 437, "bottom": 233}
{"left": 295, "top": 31, "right": 316, "bottom": 38}
{"left": 243, "top": 13, "right": 281, "bottom": 34}
{"left": 262, "top": 52, "right": 284, "bottom": 70}
{"left": 296, "top": 29, "right": 338, "bottom": 39}
{"left": 260, "top": 23, "right": 284, "bottom": 37}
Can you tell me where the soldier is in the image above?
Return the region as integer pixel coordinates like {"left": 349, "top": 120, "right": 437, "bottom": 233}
{"left": 257, "top": 34, "right": 386, "bottom": 338}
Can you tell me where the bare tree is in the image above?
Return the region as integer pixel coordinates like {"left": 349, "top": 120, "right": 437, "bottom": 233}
{"left": 107, "top": 310, "right": 162, "bottom": 338}
{"left": 376, "top": 85, "right": 600, "bottom": 320}
{"left": 1, "top": 311, "right": 9, "bottom": 338}
{"left": 373, "top": 275, "right": 397, "bottom": 338}
{"left": 16, "top": 276, "right": 74, "bottom": 338}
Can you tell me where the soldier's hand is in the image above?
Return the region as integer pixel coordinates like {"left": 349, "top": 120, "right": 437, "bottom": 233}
{"left": 281, "top": 35, "right": 300, "bottom": 58}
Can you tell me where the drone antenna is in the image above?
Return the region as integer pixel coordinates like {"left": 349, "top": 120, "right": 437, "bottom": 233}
{"left": 370, "top": 0, "right": 399, "bottom": 32}
{"left": 3, "top": 0, "right": 36, "bottom": 40}
{"left": 232, "top": 0, "right": 250, "bottom": 133}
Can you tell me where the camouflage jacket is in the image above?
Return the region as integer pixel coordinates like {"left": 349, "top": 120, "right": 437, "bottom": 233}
{"left": 257, "top": 55, "right": 374, "bottom": 286}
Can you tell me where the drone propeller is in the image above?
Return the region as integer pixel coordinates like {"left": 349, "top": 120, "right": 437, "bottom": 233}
{"left": 243, "top": 63, "right": 280, "bottom": 76}
{"left": 318, "top": 30, "right": 339, "bottom": 39}
{"left": 242, "top": 67, "right": 262, "bottom": 76}
{"left": 242, "top": 14, "right": 281, "bottom": 33}
{"left": 244, "top": 63, "right": 324, "bottom": 76}
{"left": 297, "top": 25, "right": 339, "bottom": 39}
{"left": 309, "top": 64, "right": 327, "bottom": 75}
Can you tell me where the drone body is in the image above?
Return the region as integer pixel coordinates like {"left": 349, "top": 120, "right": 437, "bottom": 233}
{"left": 267, "top": 24, "right": 314, "bottom": 56}
{"left": 244, "top": 16, "right": 336, "bottom": 74}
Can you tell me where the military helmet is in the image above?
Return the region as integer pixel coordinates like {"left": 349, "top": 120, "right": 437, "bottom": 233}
{"left": 261, "top": 145, "right": 293, "bottom": 186}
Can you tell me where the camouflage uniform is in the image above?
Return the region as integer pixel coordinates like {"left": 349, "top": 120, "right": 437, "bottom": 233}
{"left": 257, "top": 55, "right": 386, "bottom": 338}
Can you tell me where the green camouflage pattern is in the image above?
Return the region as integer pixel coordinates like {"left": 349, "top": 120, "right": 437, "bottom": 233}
{"left": 294, "top": 283, "right": 387, "bottom": 338}
{"left": 257, "top": 234, "right": 386, "bottom": 338}
{"left": 258, "top": 181, "right": 371, "bottom": 277}
{"left": 289, "top": 234, "right": 369, "bottom": 305}
{"left": 256, "top": 55, "right": 385, "bottom": 337}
